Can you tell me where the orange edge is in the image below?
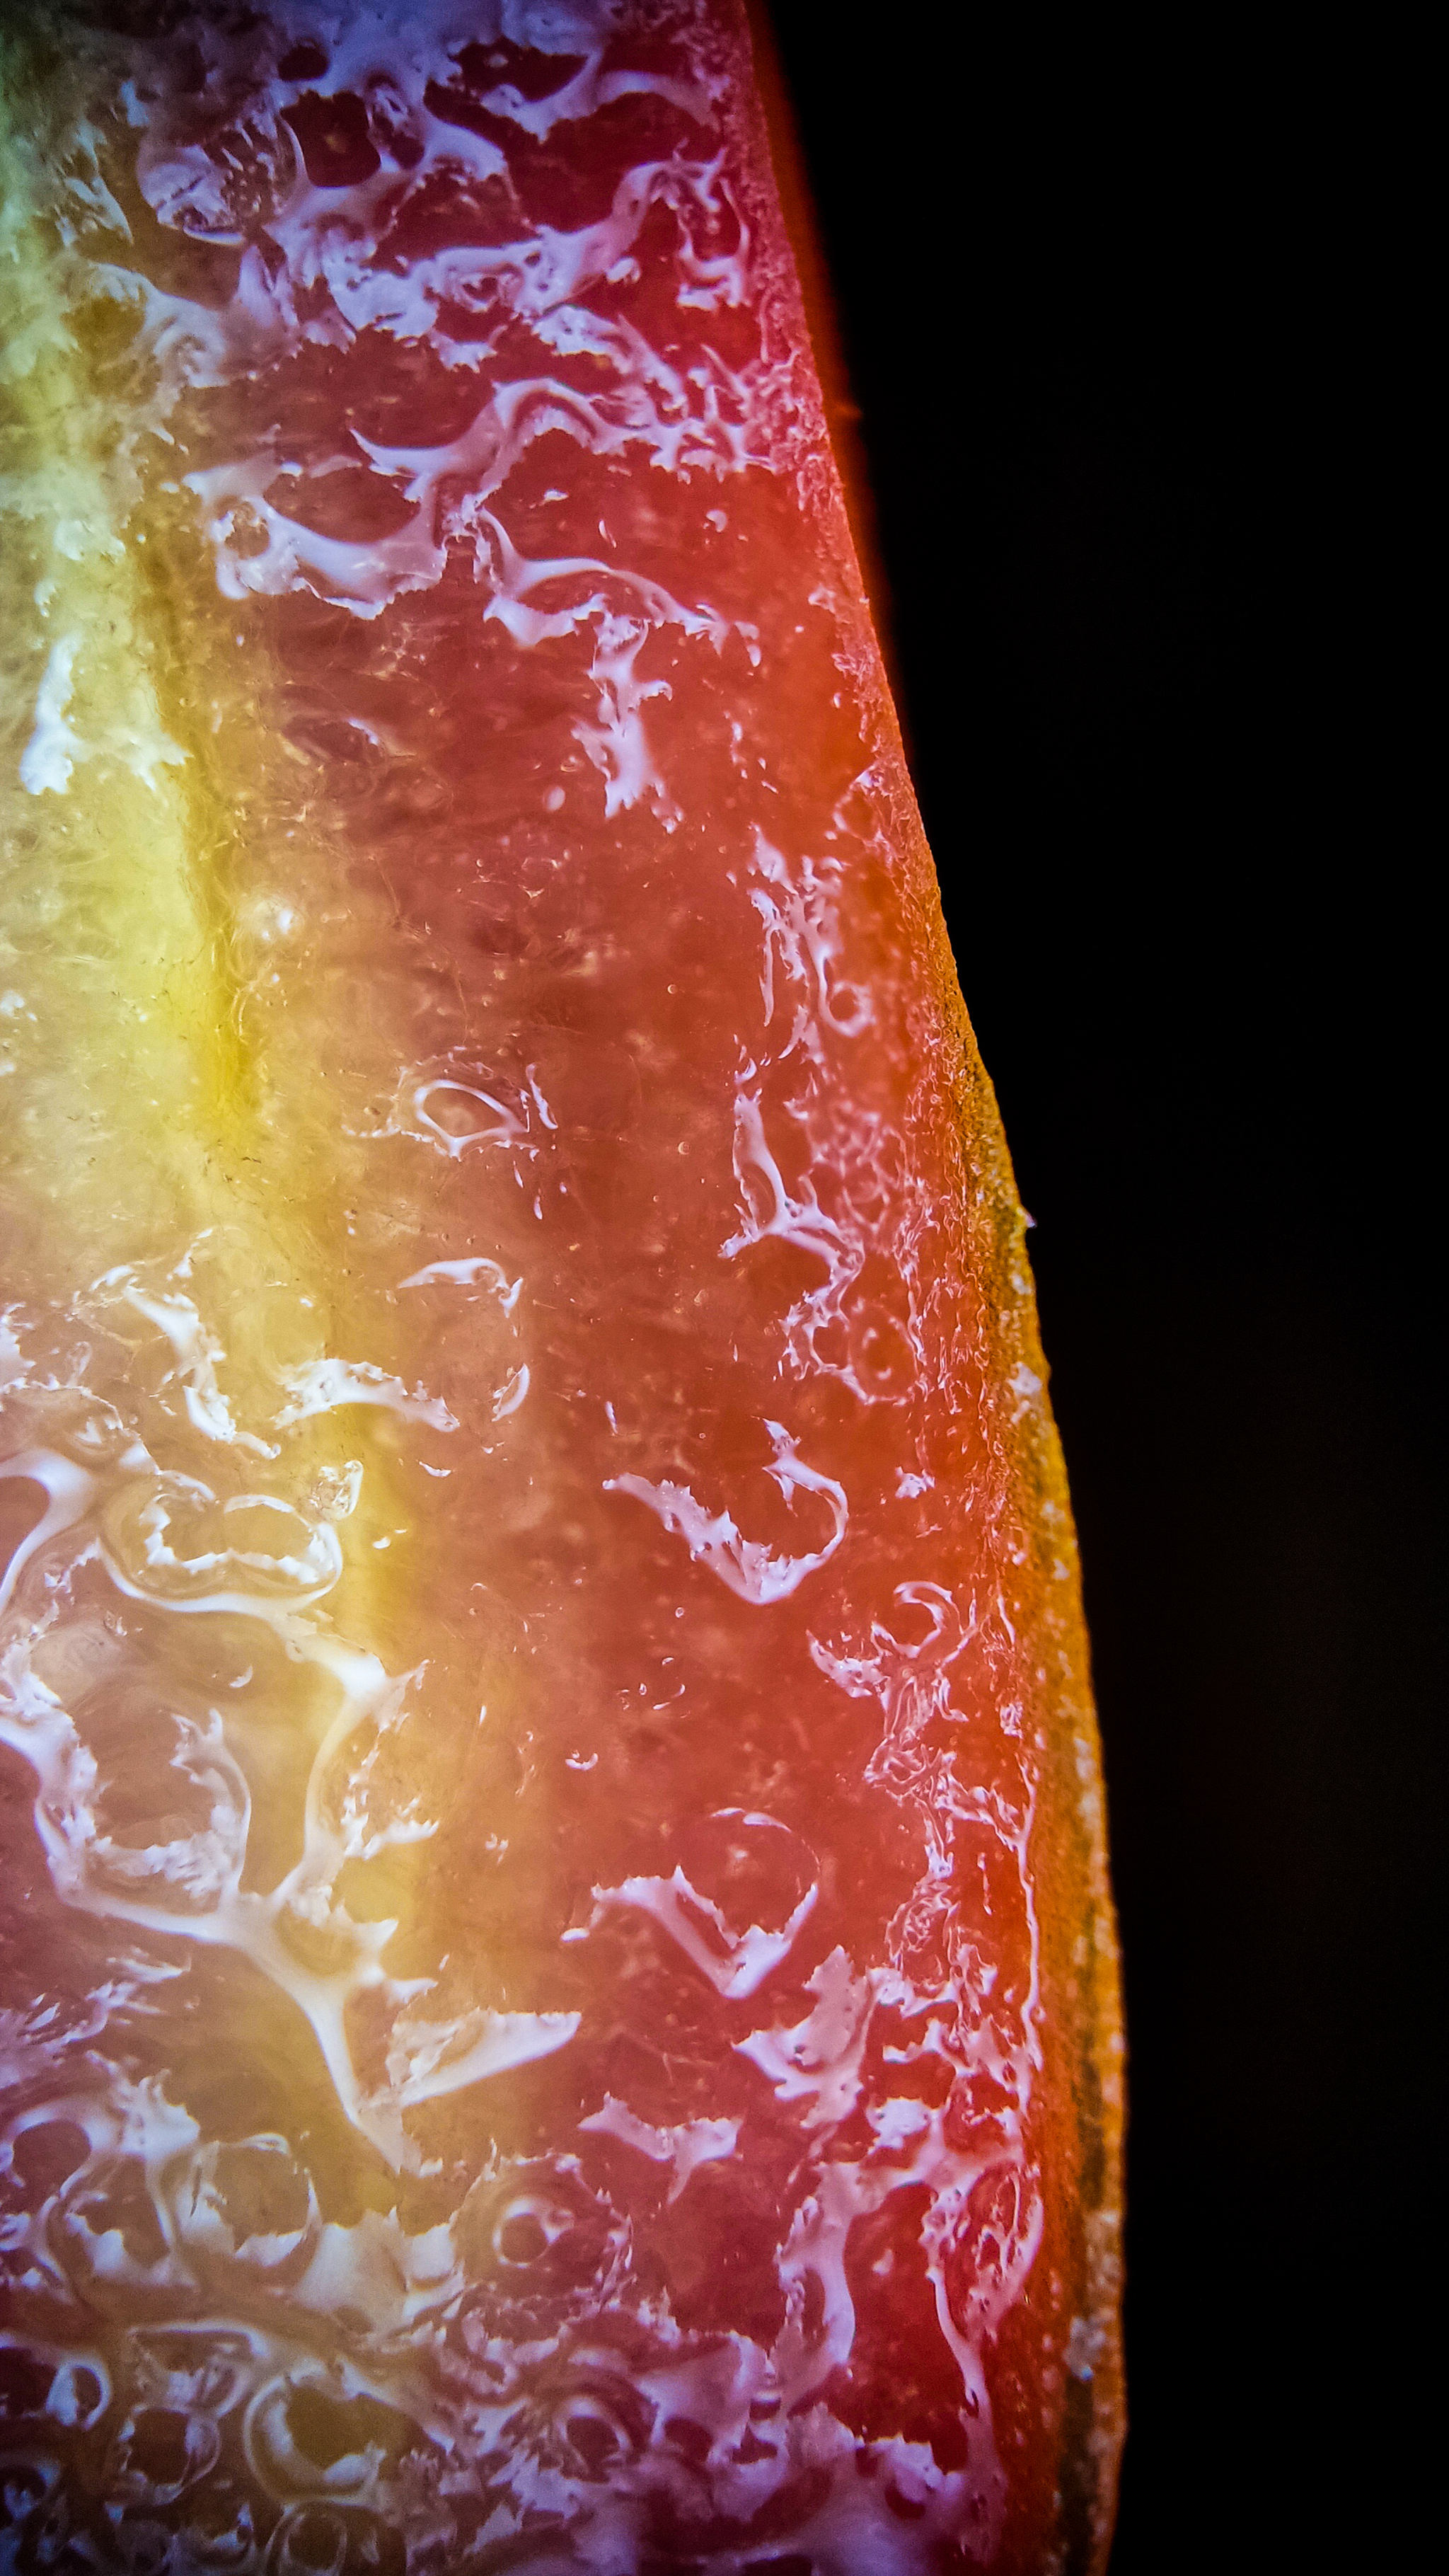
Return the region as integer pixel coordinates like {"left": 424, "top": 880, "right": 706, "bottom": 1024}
{"left": 739, "top": 10, "right": 1128, "bottom": 2561}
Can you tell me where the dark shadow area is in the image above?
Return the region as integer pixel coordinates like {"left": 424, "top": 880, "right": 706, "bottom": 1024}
{"left": 766, "top": 11, "right": 1434, "bottom": 2567}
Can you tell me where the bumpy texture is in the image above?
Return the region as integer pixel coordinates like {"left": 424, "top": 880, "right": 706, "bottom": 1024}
{"left": 0, "top": 6, "right": 1123, "bottom": 2569}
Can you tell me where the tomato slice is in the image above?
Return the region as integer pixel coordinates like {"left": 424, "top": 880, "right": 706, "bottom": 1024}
{"left": 0, "top": 5, "right": 1121, "bottom": 2566}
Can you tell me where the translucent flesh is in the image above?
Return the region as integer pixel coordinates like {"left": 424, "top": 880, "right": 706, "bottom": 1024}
{"left": 0, "top": 7, "right": 1122, "bottom": 2568}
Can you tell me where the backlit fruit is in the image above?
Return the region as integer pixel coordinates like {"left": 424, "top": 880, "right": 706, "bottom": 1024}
{"left": 1, "top": 6, "right": 1122, "bottom": 2567}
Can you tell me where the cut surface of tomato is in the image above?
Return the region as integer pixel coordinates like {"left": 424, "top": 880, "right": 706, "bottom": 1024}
{"left": 0, "top": 5, "right": 1122, "bottom": 2567}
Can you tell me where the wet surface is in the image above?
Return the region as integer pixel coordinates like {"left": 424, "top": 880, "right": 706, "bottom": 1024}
{"left": 0, "top": 6, "right": 1120, "bottom": 2566}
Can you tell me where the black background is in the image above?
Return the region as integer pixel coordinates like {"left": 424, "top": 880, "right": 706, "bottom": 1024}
{"left": 767, "top": 11, "right": 1434, "bottom": 2569}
